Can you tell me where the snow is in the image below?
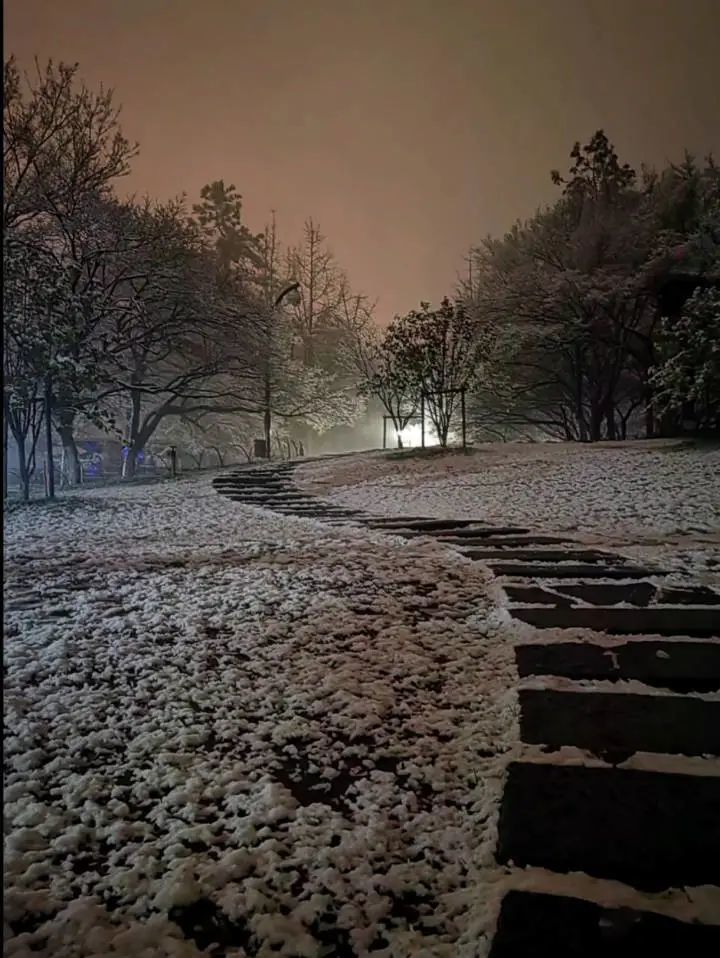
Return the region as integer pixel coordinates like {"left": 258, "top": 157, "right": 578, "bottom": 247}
{"left": 3, "top": 474, "right": 518, "bottom": 957}
{"left": 296, "top": 441, "right": 720, "bottom": 582}
{"left": 297, "top": 440, "right": 719, "bottom": 537}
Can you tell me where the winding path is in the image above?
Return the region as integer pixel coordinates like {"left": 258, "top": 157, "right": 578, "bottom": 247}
{"left": 214, "top": 459, "right": 720, "bottom": 956}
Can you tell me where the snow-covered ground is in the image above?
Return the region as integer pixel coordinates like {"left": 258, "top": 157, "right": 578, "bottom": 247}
{"left": 3, "top": 475, "right": 518, "bottom": 957}
{"left": 297, "top": 441, "right": 720, "bottom": 582}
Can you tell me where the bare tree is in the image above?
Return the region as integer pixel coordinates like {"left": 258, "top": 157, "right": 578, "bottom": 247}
{"left": 286, "top": 219, "right": 344, "bottom": 366}
{"left": 4, "top": 56, "right": 136, "bottom": 231}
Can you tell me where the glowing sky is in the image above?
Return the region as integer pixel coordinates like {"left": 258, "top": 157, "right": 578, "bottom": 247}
{"left": 5, "top": 0, "right": 720, "bottom": 322}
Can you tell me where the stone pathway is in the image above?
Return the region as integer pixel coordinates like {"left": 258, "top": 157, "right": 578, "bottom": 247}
{"left": 214, "top": 461, "right": 720, "bottom": 955}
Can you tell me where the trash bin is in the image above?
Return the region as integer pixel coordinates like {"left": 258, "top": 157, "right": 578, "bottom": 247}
{"left": 254, "top": 438, "right": 268, "bottom": 459}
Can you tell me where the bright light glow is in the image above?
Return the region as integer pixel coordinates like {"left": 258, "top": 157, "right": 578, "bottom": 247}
{"left": 395, "top": 423, "right": 439, "bottom": 447}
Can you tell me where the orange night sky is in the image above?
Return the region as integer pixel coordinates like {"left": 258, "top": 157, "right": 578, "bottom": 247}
{"left": 5, "top": 0, "right": 720, "bottom": 322}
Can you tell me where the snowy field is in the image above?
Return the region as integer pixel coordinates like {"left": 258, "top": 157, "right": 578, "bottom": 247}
{"left": 297, "top": 441, "right": 720, "bottom": 579}
{"left": 3, "top": 475, "right": 517, "bottom": 957}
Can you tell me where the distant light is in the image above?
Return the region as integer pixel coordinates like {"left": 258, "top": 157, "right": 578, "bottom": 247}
{"left": 395, "top": 423, "right": 439, "bottom": 447}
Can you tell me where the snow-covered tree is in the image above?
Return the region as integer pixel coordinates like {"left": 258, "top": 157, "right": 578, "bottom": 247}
{"left": 192, "top": 180, "right": 264, "bottom": 285}
{"left": 2, "top": 232, "right": 102, "bottom": 498}
{"left": 3, "top": 56, "right": 137, "bottom": 490}
{"left": 463, "top": 135, "right": 720, "bottom": 442}
{"left": 351, "top": 326, "right": 418, "bottom": 447}
{"left": 381, "top": 298, "right": 483, "bottom": 447}
{"left": 651, "top": 287, "right": 720, "bottom": 431}
{"left": 98, "top": 199, "right": 265, "bottom": 476}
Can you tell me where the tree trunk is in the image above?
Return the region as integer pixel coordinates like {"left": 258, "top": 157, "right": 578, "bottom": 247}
{"left": 574, "top": 347, "right": 588, "bottom": 442}
{"left": 55, "top": 406, "right": 81, "bottom": 485}
{"left": 124, "top": 391, "right": 144, "bottom": 479}
{"left": 3, "top": 406, "right": 8, "bottom": 502}
{"left": 589, "top": 395, "right": 603, "bottom": 442}
{"left": 16, "top": 434, "right": 29, "bottom": 502}
{"left": 604, "top": 399, "right": 617, "bottom": 440}
{"left": 44, "top": 375, "right": 55, "bottom": 499}
{"left": 213, "top": 446, "right": 225, "bottom": 467}
{"left": 58, "top": 424, "right": 81, "bottom": 485}
{"left": 645, "top": 403, "right": 655, "bottom": 439}
{"left": 124, "top": 445, "right": 138, "bottom": 478}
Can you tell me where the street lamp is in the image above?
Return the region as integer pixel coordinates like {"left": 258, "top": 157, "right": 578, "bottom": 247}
{"left": 274, "top": 281, "right": 301, "bottom": 311}
{"left": 263, "top": 281, "right": 301, "bottom": 459}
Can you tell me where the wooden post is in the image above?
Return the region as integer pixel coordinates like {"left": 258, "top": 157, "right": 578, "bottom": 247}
{"left": 421, "top": 394, "right": 426, "bottom": 448}
{"left": 461, "top": 387, "right": 467, "bottom": 449}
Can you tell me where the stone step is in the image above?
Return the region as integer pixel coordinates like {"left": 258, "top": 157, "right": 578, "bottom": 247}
{"left": 229, "top": 495, "right": 308, "bottom": 502}
{"left": 393, "top": 526, "right": 530, "bottom": 540}
{"left": 462, "top": 548, "right": 613, "bottom": 563}
{"left": 549, "top": 582, "right": 720, "bottom": 607}
{"left": 442, "top": 535, "right": 573, "bottom": 547}
{"left": 214, "top": 475, "right": 286, "bottom": 482}
{"left": 218, "top": 474, "right": 290, "bottom": 481}
{"left": 278, "top": 505, "right": 357, "bottom": 512}
{"left": 660, "top": 586, "right": 720, "bottom": 606}
{"left": 257, "top": 501, "right": 325, "bottom": 508}
{"left": 511, "top": 606, "right": 720, "bottom": 638}
{"left": 496, "top": 762, "right": 720, "bottom": 891}
{"left": 505, "top": 586, "right": 575, "bottom": 606}
{"left": 364, "top": 518, "right": 478, "bottom": 530}
{"left": 358, "top": 516, "right": 434, "bottom": 525}
{"left": 489, "top": 890, "right": 720, "bottom": 958}
{"left": 515, "top": 640, "right": 720, "bottom": 693}
{"left": 488, "top": 563, "right": 657, "bottom": 580}
{"left": 545, "top": 582, "right": 658, "bottom": 607}
{"left": 216, "top": 484, "right": 289, "bottom": 493}
{"left": 519, "top": 689, "right": 720, "bottom": 759}
{"left": 272, "top": 509, "right": 353, "bottom": 516}
{"left": 225, "top": 492, "right": 292, "bottom": 509}
{"left": 434, "top": 525, "right": 531, "bottom": 539}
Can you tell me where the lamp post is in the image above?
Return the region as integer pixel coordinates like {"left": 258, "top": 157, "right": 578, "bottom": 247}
{"left": 264, "top": 281, "right": 301, "bottom": 459}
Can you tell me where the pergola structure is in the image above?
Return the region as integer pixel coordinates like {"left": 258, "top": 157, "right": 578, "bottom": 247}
{"left": 381, "top": 388, "right": 469, "bottom": 450}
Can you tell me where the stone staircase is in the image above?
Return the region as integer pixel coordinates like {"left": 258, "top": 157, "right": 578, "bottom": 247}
{"left": 214, "top": 461, "right": 720, "bottom": 954}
